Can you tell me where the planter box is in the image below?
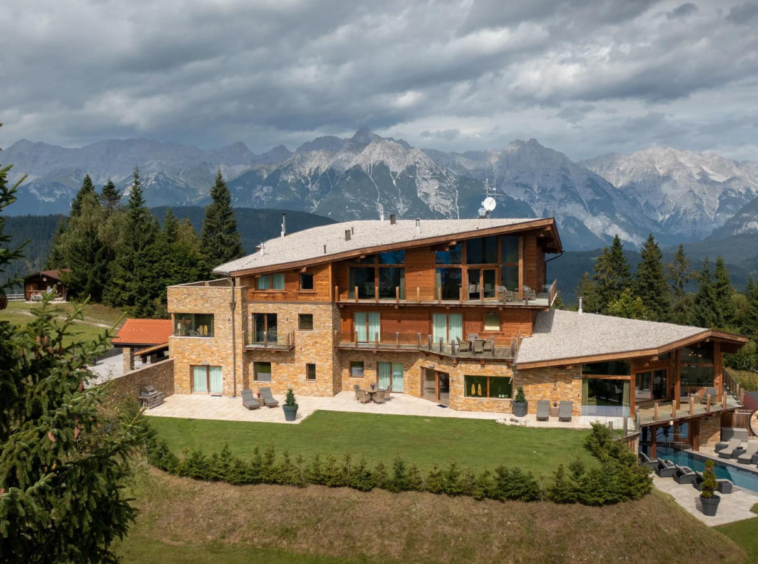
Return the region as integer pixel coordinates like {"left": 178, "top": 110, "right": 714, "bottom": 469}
{"left": 513, "top": 402, "right": 528, "bottom": 417}
{"left": 283, "top": 405, "right": 298, "bottom": 422}
{"left": 700, "top": 494, "right": 720, "bottom": 517}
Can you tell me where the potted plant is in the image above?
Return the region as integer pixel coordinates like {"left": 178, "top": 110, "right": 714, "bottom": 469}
{"left": 283, "top": 388, "right": 298, "bottom": 422}
{"left": 512, "top": 386, "right": 528, "bottom": 417}
{"left": 699, "top": 459, "right": 720, "bottom": 517}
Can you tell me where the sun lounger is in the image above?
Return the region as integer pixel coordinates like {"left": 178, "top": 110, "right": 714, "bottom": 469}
{"left": 693, "top": 471, "right": 734, "bottom": 494}
{"left": 638, "top": 451, "right": 659, "bottom": 470}
{"left": 737, "top": 441, "right": 758, "bottom": 464}
{"left": 558, "top": 401, "right": 573, "bottom": 422}
{"left": 717, "top": 438, "right": 744, "bottom": 459}
{"left": 674, "top": 465, "right": 698, "bottom": 485}
{"left": 258, "top": 387, "right": 279, "bottom": 408}
{"left": 241, "top": 389, "right": 261, "bottom": 410}
{"left": 655, "top": 459, "right": 678, "bottom": 478}
{"left": 536, "top": 400, "right": 550, "bottom": 422}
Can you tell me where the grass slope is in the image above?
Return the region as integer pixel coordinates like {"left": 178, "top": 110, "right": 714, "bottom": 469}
{"left": 116, "top": 468, "right": 748, "bottom": 564}
{"left": 150, "top": 411, "right": 595, "bottom": 477}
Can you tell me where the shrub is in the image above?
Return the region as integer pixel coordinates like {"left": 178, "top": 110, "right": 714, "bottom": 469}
{"left": 442, "top": 463, "right": 463, "bottom": 496}
{"left": 372, "top": 461, "right": 388, "bottom": 490}
{"left": 471, "top": 470, "right": 492, "bottom": 501}
{"left": 323, "top": 455, "right": 347, "bottom": 487}
{"left": 460, "top": 468, "right": 476, "bottom": 497}
{"left": 180, "top": 449, "right": 210, "bottom": 480}
{"left": 307, "top": 454, "right": 325, "bottom": 485}
{"left": 284, "top": 388, "right": 298, "bottom": 407}
{"left": 425, "top": 464, "right": 445, "bottom": 494}
{"left": 548, "top": 465, "right": 578, "bottom": 504}
{"left": 514, "top": 386, "right": 526, "bottom": 403}
{"left": 350, "top": 457, "right": 375, "bottom": 492}
{"left": 406, "top": 464, "right": 424, "bottom": 492}
{"left": 701, "top": 459, "right": 718, "bottom": 499}
{"left": 260, "top": 444, "right": 278, "bottom": 483}
{"left": 491, "top": 466, "right": 541, "bottom": 502}
{"left": 387, "top": 456, "right": 409, "bottom": 493}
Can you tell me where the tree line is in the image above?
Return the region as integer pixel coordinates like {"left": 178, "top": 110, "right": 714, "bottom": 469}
{"left": 45, "top": 168, "right": 245, "bottom": 317}
{"left": 571, "top": 234, "right": 758, "bottom": 370}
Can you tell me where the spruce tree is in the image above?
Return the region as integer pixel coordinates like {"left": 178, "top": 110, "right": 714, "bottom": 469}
{"left": 70, "top": 174, "right": 98, "bottom": 218}
{"left": 592, "top": 236, "right": 631, "bottom": 314}
{"left": 106, "top": 167, "right": 163, "bottom": 317}
{"left": 0, "top": 124, "right": 27, "bottom": 306}
{"left": 665, "top": 243, "right": 693, "bottom": 325}
{"left": 575, "top": 272, "right": 600, "bottom": 313}
{"left": 100, "top": 178, "right": 121, "bottom": 211}
{"left": 713, "top": 256, "right": 736, "bottom": 329}
{"left": 201, "top": 170, "right": 244, "bottom": 269}
{"left": 691, "top": 258, "right": 719, "bottom": 328}
{"left": 608, "top": 288, "right": 648, "bottom": 320}
{"left": 633, "top": 234, "right": 670, "bottom": 321}
{"left": 163, "top": 207, "right": 180, "bottom": 245}
{"left": 43, "top": 216, "right": 69, "bottom": 270}
{"left": 63, "top": 191, "right": 110, "bottom": 302}
{"left": 742, "top": 276, "right": 758, "bottom": 341}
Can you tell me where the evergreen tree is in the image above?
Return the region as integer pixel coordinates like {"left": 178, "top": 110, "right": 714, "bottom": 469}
{"left": 163, "top": 207, "right": 180, "bottom": 245}
{"left": 691, "top": 258, "right": 719, "bottom": 328}
{"left": 608, "top": 288, "right": 648, "bottom": 320}
{"left": 575, "top": 272, "right": 600, "bottom": 313}
{"left": 201, "top": 170, "right": 244, "bottom": 269}
{"left": 713, "top": 256, "right": 736, "bottom": 329}
{"left": 100, "top": 178, "right": 121, "bottom": 211}
{"left": 62, "top": 192, "right": 110, "bottom": 302}
{"left": 70, "top": 174, "right": 98, "bottom": 218}
{"left": 592, "top": 236, "right": 631, "bottom": 313}
{"left": 43, "top": 216, "right": 69, "bottom": 270}
{"left": 106, "top": 167, "right": 163, "bottom": 317}
{"left": 665, "top": 243, "right": 693, "bottom": 325}
{"left": 743, "top": 276, "right": 758, "bottom": 341}
{"left": 0, "top": 124, "right": 27, "bottom": 306}
{"left": 633, "top": 234, "right": 670, "bottom": 321}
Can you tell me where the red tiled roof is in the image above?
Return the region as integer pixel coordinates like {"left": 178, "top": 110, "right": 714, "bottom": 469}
{"left": 112, "top": 319, "right": 173, "bottom": 347}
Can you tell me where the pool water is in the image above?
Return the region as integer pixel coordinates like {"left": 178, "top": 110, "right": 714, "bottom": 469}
{"left": 656, "top": 447, "right": 758, "bottom": 493}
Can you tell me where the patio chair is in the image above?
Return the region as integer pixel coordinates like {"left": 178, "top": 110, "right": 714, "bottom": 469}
{"left": 353, "top": 384, "right": 361, "bottom": 401}
{"left": 638, "top": 451, "right": 659, "bottom": 471}
{"left": 693, "top": 471, "right": 734, "bottom": 494}
{"left": 456, "top": 337, "right": 470, "bottom": 352}
{"left": 558, "top": 401, "right": 573, "bottom": 422}
{"left": 473, "top": 339, "right": 485, "bottom": 354}
{"left": 258, "top": 387, "right": 279, "bottom": 408}
{"left": 374, "top": 390, "right": 386, "bottom": 404}
{"left": 523, "top": 285, "right": 537, "bottom": 300}
{"left": 358, "top": 390, "right": 371, "bottom": 404}
{"left": 498, "top": 285, "right": 514, "bottom": 302}
{"left": 736, "top": 441, "right": 758, "bottom": 464}
{"left": 536, "top": 400, "right": 550, "bottom": 422}
{"left": 483, "top": 336, "right": 495, "bottom": 353}
{"left": 701, "top": 387, "right": 719, "bottom": 404}
{"left": 241, "top": 389, "right": 261, "bottom": 410}
{"left": 674, "top": 465, "right": 698, "bottom": 485}
{"left": 655, "top": 459, "right": 678, "bottom": 478}
{"left": 717, "top": 438, "right": 744, "bottom": 459}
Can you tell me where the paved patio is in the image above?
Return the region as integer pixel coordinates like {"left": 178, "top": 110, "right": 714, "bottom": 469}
{"left": 653, "top": 475, "right": 758, "bottom": 526}
{"left": 145, "top": 391, "right": 624, "bottom": 429}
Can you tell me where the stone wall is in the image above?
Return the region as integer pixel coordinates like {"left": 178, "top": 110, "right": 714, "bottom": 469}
{"left": 512, "top": 366, "right": 583, "bottom": 415}
{"left": 106, "top": 358, "right": 174, "bottom": 403}
{"left": 168, "top": 283, "right": 247, "bottom": 397}
{"left": 699, "top": 413, "right": 723, "bottom": 447}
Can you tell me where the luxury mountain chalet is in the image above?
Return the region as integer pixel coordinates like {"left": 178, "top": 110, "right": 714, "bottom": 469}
{"left": 166, "top": 216, "right": 748, "bottom": 450}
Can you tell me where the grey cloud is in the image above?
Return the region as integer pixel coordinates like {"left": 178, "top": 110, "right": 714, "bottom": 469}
{"left": 556, "top": 105, "right": 596, "bottom": 124}
{"left": 420, "top": 129, "right": 461, "bottom": 141}
{"left": 666, "top": 3, "right": 698, "bottom": 19}
{"left": 726, "top": 2, "right": 758, "bottom": 23}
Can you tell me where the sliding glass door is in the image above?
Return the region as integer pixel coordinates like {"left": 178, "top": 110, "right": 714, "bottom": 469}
{"left": 192, "top": 365, "right": 222, "bottom": 395}
{"left": 355, "top": 312, "right": 380, "bottom": 342}
{"left": 432, "top": 313, "right": 463, "bottom": 344}
{"left": 378, "top": 362, "right": 404, "bottom": 392}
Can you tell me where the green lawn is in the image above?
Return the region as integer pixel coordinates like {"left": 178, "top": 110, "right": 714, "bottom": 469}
{"left": 716, "top": 513, "right": 758, "bottom": 562}
{"left": 148, "top": 410, "right": 595, "bottom": 477}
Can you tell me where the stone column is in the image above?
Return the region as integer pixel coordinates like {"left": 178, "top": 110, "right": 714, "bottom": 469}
{"left": 123, "top": 347, "right": 135, "bottom": 373}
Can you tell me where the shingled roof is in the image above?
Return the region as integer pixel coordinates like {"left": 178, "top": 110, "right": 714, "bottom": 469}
{"left": 213, "top": 218, "right": 559, "bottom": 276}
{"left": 515, "top": 309, "right": 709, "bottom": 368}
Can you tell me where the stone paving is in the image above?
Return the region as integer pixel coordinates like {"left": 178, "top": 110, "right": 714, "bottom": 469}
{"left": 145, "top": 391, "right": 624, "bottom": 429}
{"left": 653, "top": 475, "right": 758, "bottom": 526}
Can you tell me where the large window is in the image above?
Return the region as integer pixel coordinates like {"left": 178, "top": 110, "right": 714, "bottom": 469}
{"left": 435, "top": 268, "right": 462, "bottom": 300}
{"left": 582, "top": 378, "right": 630, "bottom": 417}
{"left": 582, "top": 360, "right": 631, "bottom": 376}
{"left": 257, "top": 273, "right": 285, "bottom": 290}
{"left": 501, "top": 236, "right": 519, "bottom": 263}
{"left": 252, "top": 313, "right": 277, "bottom": 343}
{"left": 350, "top": 361, "right": 364, "bottom": 377}
{"left": 192, "top": 365, "right": 223, "bottom": 394}
{"left": 432, "top": 313, "right": 463, "bottom": 343}
{"left": 300, "top": 273, "right": 314, "bottom": 290}
{"left": 435, "top": 243, "right": 462, "bottom": 265}
{"left": 466, "top": 236, "right": 498, "bottom": 264}
{"left": 253, "top": 362, "right": 272, "bottom": 382}
{"left": 379, "top": 250, "right": 405, "bottom": 264}
{"left": 681, "top": 342, "right": 714, "bottom": 389}
{"left": 354, "top": 312, "right": 380, "bottom": 342}
{"left": 681, "top": 365, "right": 714, "bottom": 387}
{"left": 682, "top": 343, "right": 713, "bottom": 363}
{"left": 379, "top": 267, "right": 405, "bottom": 299}
{"left": 348, "top": 266, "right": 375, "bottom": 299}
{"left": 175, "top": 313, "right": 214, "bottom": 337}
{"left": 349, "top": 254, "right": 405, "bottom": 300}
{"left": 464, "top": 375, "right": 512, "bottom": 398}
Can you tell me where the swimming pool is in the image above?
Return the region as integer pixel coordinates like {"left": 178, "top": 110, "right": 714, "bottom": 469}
{"left": 656, "top": 447, "right": 758, "bottom": 493}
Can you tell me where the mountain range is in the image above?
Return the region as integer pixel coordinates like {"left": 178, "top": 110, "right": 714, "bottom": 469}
{"left": 5, "top": 129, "right": 758, "bottom": 251}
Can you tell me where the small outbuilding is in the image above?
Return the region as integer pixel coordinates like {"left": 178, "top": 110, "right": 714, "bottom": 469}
{"left": 112, "top": 319, "right": 173, "bottom": 373}
{"left": 23, "top": 269, "right": 70, "bottom": 301}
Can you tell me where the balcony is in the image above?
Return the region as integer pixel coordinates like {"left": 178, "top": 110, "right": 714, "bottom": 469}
{"left": 335, "top": 330, "right": 519, "bottom": 362}
{"left": 637, "top": 393, "right": 742, "bottom": 427}
{"left": 335, "top": 279, "right": 558, "bottom": 309}
{"left": 244, "top": 330, "right": 296, "bottom": 352}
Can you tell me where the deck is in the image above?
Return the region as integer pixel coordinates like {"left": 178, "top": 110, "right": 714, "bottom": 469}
{"left": 336, "top": 340, "right": 514, "bottom": 361}
{"left": 637, "top": 395, "right": 742, "bottom": 426}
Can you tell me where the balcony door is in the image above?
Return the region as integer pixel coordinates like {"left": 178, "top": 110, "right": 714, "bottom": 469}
{"left": 422, "top": 368, "right": 450, "bottom": 405}
{"left": 467, "top": 268, "right": 496, "bottom": 300}
{"left": 378, "top": 362, "right": 404, "bottom": 392}
{"left": 354, "top": 312, "right": 380, "bottom": 342}
{"left": 432, "top": 313, "right": 463, "bottom": 345}
{"left": 253, "top": 313, "right": 277, "bottom": 344}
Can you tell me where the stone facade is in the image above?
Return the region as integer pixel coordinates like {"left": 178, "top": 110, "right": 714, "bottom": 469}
{"left": 699, "top": 413, "right": 723, "bottom": 447}
{"left": 513, "top": 366, "right": 583, "bottom": 416}
{"left": 107, "top": 358, "right": 175, "bottom": 403}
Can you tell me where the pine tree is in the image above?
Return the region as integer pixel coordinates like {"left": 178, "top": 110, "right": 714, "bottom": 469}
{"left": 106, "top": 167, "right": 163, "bottom": 317}
{"left": 592, "top": 236, "right": 631, "bottom": 313}
{"left": 713, "top": 256, "right": 736, "bottom": 329}
{"left": 633, "top": 234, "right": 670, "bottom": 321}
{"left": 70, "top": 174, "right": 98, "bottom": 218}
{"left": 201, "top": 170, "right": 244, "bottom": 269}
{"left": 665, "top": 243, "right": 693, "bottom": 325}
{"left": 43, "top": 216, "right": 69, "bottom": 270}
{"left": 163, "top": 207, "right": 180, "bottom": 245}
{"left": 100, "top": 178, "right": 121, "bottom": 211}
{"left": 691, "top": 258, "right": 719, "bottom": 328}
{"left": 608, "top": 288, "right": 648, "bottom": 320}
{"left": 0, "top": 123, "right": 27, "bottom": 307}
{"left": 575, "top": 272, "right": 600, "bottom": 313}
{"left": 743, "top": 276, "right": 758, "bottom": 341}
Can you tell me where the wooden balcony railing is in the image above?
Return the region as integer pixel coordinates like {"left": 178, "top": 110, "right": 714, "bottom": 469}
{"left": 245, "top": 330, "right": 295, "bottom": 351}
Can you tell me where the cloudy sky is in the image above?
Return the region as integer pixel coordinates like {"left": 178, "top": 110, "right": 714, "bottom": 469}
{"left": 2, "top": 0, "right": 758, "bottom": 161}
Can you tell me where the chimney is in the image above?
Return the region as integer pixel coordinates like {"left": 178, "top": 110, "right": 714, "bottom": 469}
{"left": 578, "top": 297, "right": 583, "bottom": 314}
{"left": 351, "top": 226, "right": 355, "bottom": 235}
{"left": 281, "top": 213, "right": 286, "bottom": 238}
{"left": 380, "top": 209, "right": 385, "bottom": 222}
{"left": 258, "top": 242, "right": 265, "bottom": 256}
{"left": 324, "top": 244, "right": 327, "bottom": 254}
{"left": 390, "top": 214, "right": 396, "bottom": 225}
{"left": 415, "top": 218, "right": 421, "bottom": 233}
{"left": 345, "top": 229, "right": 351, "bottom": 241}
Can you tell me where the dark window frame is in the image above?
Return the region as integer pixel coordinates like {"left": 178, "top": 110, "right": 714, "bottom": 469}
{"left": 298, "top": 313, "right": 314, "bottom": 331}
{"left": 253, "top": 362, "right": 272, "bottom": 382}
{"left": 463, "top": 375, "right": 513, "bottom": 398}
{"left": 300, "top": 272, "right": 314, "bottom": 291}
{"left": 174, "top": 313, "right": 215, "bottom": 338}
{"left": 350, "top": 361, "right": 365, "bottom": 377}
{"left": 306, "top": 363, "right": 317, "bottom": 381}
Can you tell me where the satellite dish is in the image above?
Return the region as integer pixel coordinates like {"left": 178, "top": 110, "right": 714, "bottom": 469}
{"left": 482, "top": 197, "right": 497, "bottom": 212}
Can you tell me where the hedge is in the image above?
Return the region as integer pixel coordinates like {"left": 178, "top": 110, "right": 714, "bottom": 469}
{"left": 146, "top": 423, "right": 651, "bottom": 506}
